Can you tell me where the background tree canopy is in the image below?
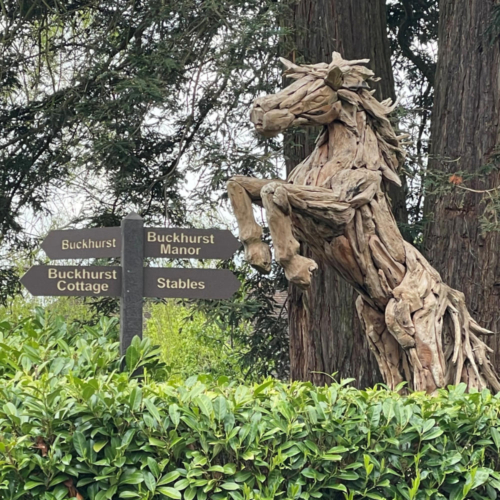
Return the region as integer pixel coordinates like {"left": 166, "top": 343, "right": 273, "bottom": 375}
{"left": 0, "top": 0, "right": 287, "bottom": 243}
{"left": 0, "top": 0, "right": 440, "bottom": 245}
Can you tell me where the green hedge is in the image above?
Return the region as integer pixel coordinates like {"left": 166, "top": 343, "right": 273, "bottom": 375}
{"left": 2, "top": 312, "right": 500, "bottom": 500}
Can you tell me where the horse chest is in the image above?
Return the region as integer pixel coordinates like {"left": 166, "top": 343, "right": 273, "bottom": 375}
{"left": 291, "top": 196, "right": 406, "bottom": 310}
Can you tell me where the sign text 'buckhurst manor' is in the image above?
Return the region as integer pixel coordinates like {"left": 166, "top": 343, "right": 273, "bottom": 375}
{"left": 143, "top": 228, "right": 240, "bottom": 259}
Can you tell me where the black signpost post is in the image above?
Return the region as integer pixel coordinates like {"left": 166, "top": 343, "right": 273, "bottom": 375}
{"left": 21, "top": 214, "right": 241, "bottom": 361}
{"left": 120, "top": 213, "right": 144, "bottom": 357}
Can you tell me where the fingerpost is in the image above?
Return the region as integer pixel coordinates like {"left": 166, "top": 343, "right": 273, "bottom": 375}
{"left": 120, "top": 213, "right": 144, "bottom": 357}
{"left": 20, "top": 213, "right": 241, "bottom": 364}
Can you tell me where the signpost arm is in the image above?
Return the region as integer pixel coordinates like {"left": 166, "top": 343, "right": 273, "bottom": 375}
{"left": 120, "top": 213, "right": 144, "bottom": 359}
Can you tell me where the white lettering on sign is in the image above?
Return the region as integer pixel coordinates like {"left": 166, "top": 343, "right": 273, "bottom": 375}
{"left": 147, "top": 232, "right": 215, "bottom": 245}
{"left": 48, "top": 268, "right": 118, "bottom": 280}
{"left": 160, "top": 244, "right": 201, "bottom": 255}
{"left": 56, "top": 281, "right": 109, "bottom": 294}
{"left": 156, "top": 278, "right": 206, "bottom": 290}
{"left": 61, "top": 238, "right": 117, "bottom": 250}
{"left": 48, "top": 268, "right": 118, "bottom": 295}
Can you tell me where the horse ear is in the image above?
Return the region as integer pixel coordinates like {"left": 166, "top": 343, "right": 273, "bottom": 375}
{"left": 331, "top": 52, "right": 344, "bottom": 66}
{"left": 325, "top": 65, "right": 343, "bottom": 90}
{"left": 279, "top": 57, "right": 302, "bottom": 73}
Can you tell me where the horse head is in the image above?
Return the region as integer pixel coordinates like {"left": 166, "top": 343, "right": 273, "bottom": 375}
{"left": 250, "top": 52, "right": 382, "bottom": 137}
{"left": 250, "top": 52, "right": 406, "bottom": 186}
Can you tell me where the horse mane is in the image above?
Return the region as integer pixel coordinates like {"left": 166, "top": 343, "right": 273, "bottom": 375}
{"left": 282, "top": 52, "right": 407, "bottom": 186}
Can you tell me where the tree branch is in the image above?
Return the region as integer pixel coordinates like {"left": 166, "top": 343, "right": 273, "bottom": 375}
{"left": 397, "top": 0, "right": 436, "bottom": 87}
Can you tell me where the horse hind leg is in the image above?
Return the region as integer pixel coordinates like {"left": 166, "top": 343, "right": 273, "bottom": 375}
{"left": 384, "top": 247, "right": 500, "bottom": 393}
{"left": 227, "top": 176, "right": 272, "bottom": 274}
{"left": 356, "top": 296, "right": 407, "bottom": 390}
{"left": 260, "top": 182, "right": 318, "bottom": 288}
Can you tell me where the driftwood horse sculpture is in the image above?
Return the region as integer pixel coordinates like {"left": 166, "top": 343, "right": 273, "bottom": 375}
{"left": 227, "top": 53, "right": 500, "bottom": 393}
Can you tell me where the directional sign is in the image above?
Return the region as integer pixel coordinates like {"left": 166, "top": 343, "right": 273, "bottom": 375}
{"left": 20, "top": 266, "right": 121, "bottom": 297}
{"left": 144, "top": 228, "right": 241, "bottom": 259}
{"left": 22, "top": 214, "right": 242, "bottom": 361}
{"left": 41, "top": 228, "right": 121, "bottom": 259}
{"left": 144, "top": 268, "right": 240, "bottom": 299}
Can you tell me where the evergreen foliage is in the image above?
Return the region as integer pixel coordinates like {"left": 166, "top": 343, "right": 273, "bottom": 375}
{"left": 0, "top": 0, "right": 285, "bottom": 245}
{"left": 3, "top": 313, "right": 500, "bottom": 499}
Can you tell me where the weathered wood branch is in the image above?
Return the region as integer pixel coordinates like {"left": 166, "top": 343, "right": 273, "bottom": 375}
{"left": 227, "top": 53, "right": 499, "bottom": 393}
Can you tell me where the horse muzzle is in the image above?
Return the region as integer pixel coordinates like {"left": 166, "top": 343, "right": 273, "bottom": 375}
{"left": 250, "top": 104, "right": 295, "bottom": 138}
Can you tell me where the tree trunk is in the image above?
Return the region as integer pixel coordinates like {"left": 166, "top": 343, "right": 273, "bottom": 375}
{"left": 283, "top": 0, "right": 404, "bottom": 387}
{"left": 424, "top": 0, "right": 500, "bottom": 371}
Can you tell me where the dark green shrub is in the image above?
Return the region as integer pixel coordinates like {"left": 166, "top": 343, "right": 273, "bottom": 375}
{"left": 0, "top": 309, "right": 164, "bottom": 381}
{"left": 2, "top": 311, "right": 500, "bottom": 500}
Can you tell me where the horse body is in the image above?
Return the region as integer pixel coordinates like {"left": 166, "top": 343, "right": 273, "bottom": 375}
{"left": 228, "top": 53, "right": 499, "bottom": 393}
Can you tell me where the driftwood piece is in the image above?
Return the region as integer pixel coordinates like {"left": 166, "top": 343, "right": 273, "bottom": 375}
{"left": 227, "top": 52, "right": 500, "bottom": 393}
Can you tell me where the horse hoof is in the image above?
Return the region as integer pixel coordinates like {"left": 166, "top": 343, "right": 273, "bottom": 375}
{"left": 245, "top": 241, "right": 272, "bottom": 274}
{"left": 284, "top": 256, "right": 318, "bottom": 288}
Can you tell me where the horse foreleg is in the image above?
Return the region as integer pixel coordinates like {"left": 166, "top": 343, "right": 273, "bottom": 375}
{"left": 260, "top": 182, "right": 318, "bottom": 288}
{"left": 227, "top": 176, "right": 274, "bottom": 274}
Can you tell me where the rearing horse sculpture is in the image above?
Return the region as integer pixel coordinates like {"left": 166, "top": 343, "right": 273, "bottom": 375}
{"left": 227, "top": 53, "right": 499, "bottom": 393}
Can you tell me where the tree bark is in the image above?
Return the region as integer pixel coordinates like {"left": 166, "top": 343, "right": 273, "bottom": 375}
{"left": 424, "top": 0, "right": 500, "bottom": 371}
{"left": 283, "top": 0, "right": 402, "bottom": 387}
